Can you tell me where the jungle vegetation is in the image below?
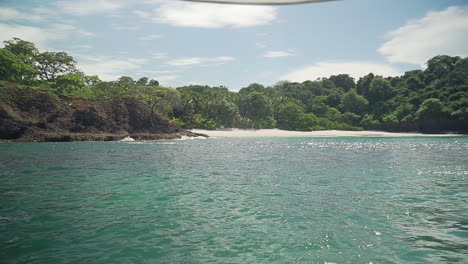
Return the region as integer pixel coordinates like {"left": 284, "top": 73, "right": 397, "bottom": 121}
{"left": 1, "top": 38, "right": 467, "bottom": 132}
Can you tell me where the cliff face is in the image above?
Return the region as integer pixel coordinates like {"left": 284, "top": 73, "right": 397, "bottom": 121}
{"left": 0, "top": 87, "right": 193, "bottom": 142}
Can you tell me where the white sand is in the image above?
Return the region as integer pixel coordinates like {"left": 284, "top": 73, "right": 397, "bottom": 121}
{"left": 191, "top": 128, "right": 464, "bottom": 138}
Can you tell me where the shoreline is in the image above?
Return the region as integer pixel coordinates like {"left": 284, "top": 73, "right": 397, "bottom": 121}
{"left": 4, "top": 131, "right": 208, "bottom": 143}
{"left": 190, "top": 128, "right": 465, "bottom": 138}
{"left": 2, "top": 129, "right": 464, "bottom": 142}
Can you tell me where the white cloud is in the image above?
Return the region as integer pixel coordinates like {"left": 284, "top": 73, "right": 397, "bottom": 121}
{"left": 55, "top": 0, "right": 125, "bottom": 16}
{"left": 167, "top": 56, "right": 235, "bottom": 66}
{"left": 32, "top": 7, "right": 56, "bottom": 16}
{"left": 0, "top": 24, "right": 48, "bottom": 49}
{"left": 281, "top": 61, "right": 401, "bottom": 82}
{"left": 63, "top": 20, "right": 79, "bottom": 24}
{"left": 142, "top": 0, "right": 166, "bottom": 4}
{"left": 156, "top": 75, "right": 179, "bottom": 82}
{"left": 168, "top": 57, "right": 203, "bottom": 66}
{"left": 133, "top": 10, "right": 151, "bottom": 19}
{"left": 0, "top": 7, "right": 50, "bottom": 22}
{"left": 75, "top": 55, "right": 148, "bottom": 81}
{"left": 75, "top": 45, "right": 93, "bottom": 49}
{"left": 77, "top": 30, "right": 95, "bottom": 37}
{"left": 0, "top": 22, "right": 95, "bottom": 50}
{"left": 256, "top": 41, "right": 266, "bottom": 48}
{"left": 48, "top": 23, "right": 95, "bottom": 39}
{"left": 379, "top": 6, "right": 468, "bottom": 66}
{"left": 207, "top": 56, "right": 235, "bottom": 63}
{"left": 111, "top": 24, "right": 140, "bottom": 31}
{"left": 151, "top": 52, "right": 168, "bottom": 59}
{"left": 264, "top": 50, "right": 293, "bottom": 58}
{"left": 139, "top": 34, "right": 162, "bottom": 41}
{"left": 151, "top": 1, "right": 277, "bottom": 28}
{"left": 139, "top": 69, "right": 180, "bottom": 75}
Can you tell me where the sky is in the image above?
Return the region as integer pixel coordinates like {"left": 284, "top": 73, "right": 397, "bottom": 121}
{"left": 1, "top": 0, "right": 468, "bottom": 90}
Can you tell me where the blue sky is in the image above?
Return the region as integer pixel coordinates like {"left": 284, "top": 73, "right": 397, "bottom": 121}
{"left": 1, "top": 0, "right": 468, "bottom": 90}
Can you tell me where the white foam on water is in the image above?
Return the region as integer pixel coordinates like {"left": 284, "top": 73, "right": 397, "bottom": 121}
{"left": 157, "top": 142, "right": 176, "bottom": 145}
{"left": 178, "top": 136, "right": 207, "bottom": 140}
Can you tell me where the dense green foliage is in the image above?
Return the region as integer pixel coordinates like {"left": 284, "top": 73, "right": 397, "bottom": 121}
{"left": 1, "top": 38, "right": 467, "bottom": 132}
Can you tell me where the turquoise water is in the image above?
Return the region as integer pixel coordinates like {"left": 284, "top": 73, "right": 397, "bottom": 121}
{"left": 1, "top": 137, "right": 467, "bottom": 263}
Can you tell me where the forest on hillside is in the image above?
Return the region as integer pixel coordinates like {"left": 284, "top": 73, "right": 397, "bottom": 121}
{"left": 1, "top": 38, "right": 467, "bottom": 133}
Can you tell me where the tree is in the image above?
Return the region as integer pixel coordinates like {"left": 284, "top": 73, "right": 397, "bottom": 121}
{"left": 149, "top": 79, "right": 159, "bottom": 86}
{"left": 324, "top": 88, "right": 344, "bottom": 108}
{"left": 0, "top": 48, "right": 36, "bottom": 82}
{"left": 340, "top": 89, "right": 368, "bottom": 114}
{"left": 415, "top": 98, "right": 446, "bottom": 120}
{"left": 393, "top": 103, "right": 415, "bottom": 122}
{"left": 280, "top": 82, "right": 314, "bottom": 106}
{"left": 212, "top": 99, "right": 238, "bottom": 127}
{"left": 356, "top": 73, "right": 374, "bottom": 96}
{"left": 53, "top": 73, "right": 87, "bottom": 97}
{"left": 324, "top": 107, "right": 342, "bottom": 122}
{"left": 307, "top": 97, "right": 328, "bottom": 116}
{"left": 424, "top": 55, "right": 460, "bottom": 84}
{"left": 239, "top": 83, "right": 265, "bottom": 95}
{"left": 329, "top": 74, "right": 355, "bottom": 92}
{"left": 1, "top": 38, "right": 39, "bottom": 82}
{"left": 3, "top": 38, "right": 39, "bottom": 66}
{"left": 276, "top": 102, "right": 304, "bottom": 130}
{"left": 276, "top": 102, "right": 317, "bottom": 130}
{"left": 361, "top": 114, "right": 380, "bottom": 129}
{"left": 302, "top": 80, "right": 325, "bottom": 96}
{"left": 35, "top": 51, "right": 77, "bottom": 81}
{"left": 368, "top": 76, "right": 393, "bottom": 102}
{"left": 140, "top": 86, "right": 181, "bottom": 117}
{"left": 447, "top": 57, "right": 468, "bottom": 86}
{"left": 406, "top": 76, "right": 425, "bottom": 91}
{"left": 238, "top": 91, "right": 273, "bottom": 128}
{"left": 83, "top": 75, "right": 102, "bottom": 87}
{"left": 342, "top": 112, "right": 361, "bottom": 126}
{"left": 92, "top": 81, "right": 116, "bottom": 99}
{"left": 136, "top": 77, "right": 149, "bottom": 86}
{"left": 114, "top": 76, "right": 135, "bottom": 97}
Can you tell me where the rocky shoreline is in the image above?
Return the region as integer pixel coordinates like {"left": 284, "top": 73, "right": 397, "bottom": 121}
{"left": 7, "top": 131, "right": 208, "bottom": 143}
{"left": 0, "top": 86, "right": 207, "bottom": 142}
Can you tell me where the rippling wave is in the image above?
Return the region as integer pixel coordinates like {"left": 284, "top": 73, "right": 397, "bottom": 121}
{"left": 1, "top": 137, "right": 467, "bottom": 263}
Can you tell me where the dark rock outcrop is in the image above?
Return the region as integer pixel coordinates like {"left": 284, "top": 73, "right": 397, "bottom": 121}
{"left": 0, "top": 87, "right": 204, "bottom": 142}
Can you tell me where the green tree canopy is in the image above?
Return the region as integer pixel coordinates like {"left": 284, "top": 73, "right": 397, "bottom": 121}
{"left": 238, "top": 90, "right": 273, "bottom": 127}
{"left": 424, "top": 55, "right": 460, "bottom": 84}
{"left": 3, "top": 38, "right": 39, "bottom": 66}
{"left": 276, "top": 102, "right": 317, "bottom": 130}
{"left": 329, "top": 74, "right": 355, "bottom": 92}
{"left": 368, "top": 76, "right": 393, "bottom": 102}
{"left": 35, "top": 51, "right": 77, "bottom": 81}
{"left": 136, "top": 77, "right": 149, "bottom": 86}
{"left": 340, "top": 89, "right": 368, "bottom": 114}
{"left": 0, "top": 48, "right": 36, "bottom": 82}
{"left": 53, "top": 73, "right": 87, "bottom": 97}
{"left": 149, "top": 79, "right": 159, "bottom": 86}
{"left": 415, "top": 98, "right": 446, "bottom": 120}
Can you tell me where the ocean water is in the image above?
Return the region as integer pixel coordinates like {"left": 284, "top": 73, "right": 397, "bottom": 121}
{"left": 0, "top": 137, "right": 467, "bottom": 264}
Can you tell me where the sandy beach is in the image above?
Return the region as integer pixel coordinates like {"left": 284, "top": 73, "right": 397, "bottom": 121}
{"left": 191, "top": 128, "right": 464, "bottom": 138}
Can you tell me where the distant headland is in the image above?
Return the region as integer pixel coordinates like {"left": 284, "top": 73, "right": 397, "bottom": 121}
{"left": 0, "top": 86, "right": 206, "bottom": 142}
